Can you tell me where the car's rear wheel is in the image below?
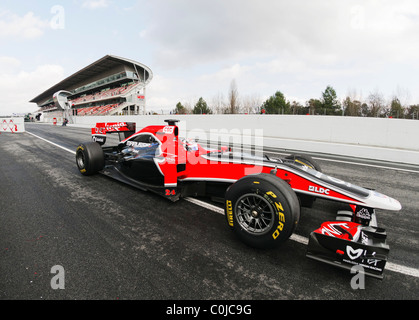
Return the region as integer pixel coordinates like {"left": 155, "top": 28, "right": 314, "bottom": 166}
{"left": 224, "top": 173, "right": 300, "bottom": 248}
{"left": 285, "top": 154, "right": 322, "bottom": 208}
{"left": 76, "top": 142, "right": 104, "bottom": 176}
{"left": 285, "top": 154, "right": 322, "bottom": 172}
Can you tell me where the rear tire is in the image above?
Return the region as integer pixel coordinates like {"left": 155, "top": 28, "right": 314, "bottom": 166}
{"left": 76, "top": 142, "right": 104, "bottom": 176}
{"left": 286, "top": 154, "right": 322, "bottom": 172}
{"left": 224, "top": 173, "right": 300, "bottom": 249}
{"left": 285, "top": 154, "right": 322, "bottom": 208}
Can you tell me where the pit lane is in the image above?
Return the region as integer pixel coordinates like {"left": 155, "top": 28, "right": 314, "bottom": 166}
{"left": 1, "top": 123, "right": 418, "bottom": 300}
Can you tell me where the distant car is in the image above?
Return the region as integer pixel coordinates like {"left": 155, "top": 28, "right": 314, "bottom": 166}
{"left": 76, "top": 119, "right": 402, "bottom": 279}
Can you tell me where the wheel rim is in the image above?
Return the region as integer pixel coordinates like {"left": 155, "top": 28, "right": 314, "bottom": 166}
{"left": 76, "top": 151, "right": 86, "bottom": 169}
{"left": 235, "top": 193, "right": 275, "bottom": 235}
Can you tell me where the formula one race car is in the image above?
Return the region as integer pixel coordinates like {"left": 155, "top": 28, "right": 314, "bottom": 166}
{"left": 76, "top": 120, "right": 402, "bottom": 279}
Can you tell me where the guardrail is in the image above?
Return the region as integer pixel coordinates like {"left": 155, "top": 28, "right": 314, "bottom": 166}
{"left": 49, "top": 114, "right": 419, "bottom": 165}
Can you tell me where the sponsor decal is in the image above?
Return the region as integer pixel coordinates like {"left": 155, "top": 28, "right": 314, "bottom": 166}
{"left": 94, "top": 122, "right": 129, "bottom": 134}
{"left": 226, "top": 200, "right": 233, "bottom": 226}
{"left": 356, "top": 207, "right": 371, "bottom": 220}
{"left": 346, "top": 246, "right": 364, "bottom": 260}
{"left": 360, "top": 231, "right": 369, "bottom": 245}
{"left": 126, "top": 140, "right": 152, "bottom": 148}
{"left": 272, "top": 200, "right": 285, "bottom": 240}
{"left": 308, "top": 185, "right": 330, "bottom": 195}
{"left": 353, "top": 206, "right": 374, "bottom": 225}
{"left": 105, "top": 122, "right": 127, "bottom": 129}
{"left": 344, "top": 245, "right": 383, "bottom": 272}
{"left": 92, "top": 136, "right": 105, "bottom": 143}
{"left": 163, "top": 126, "right": 174, "bottom": 134}
{"left": 266, "top": 191, "right": 277, "bottom": 198}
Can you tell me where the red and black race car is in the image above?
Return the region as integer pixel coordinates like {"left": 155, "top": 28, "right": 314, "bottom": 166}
{"left": 76, "top": 120, "right": 402, "bottom": 279}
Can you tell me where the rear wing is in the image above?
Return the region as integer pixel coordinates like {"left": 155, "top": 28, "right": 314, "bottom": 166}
{"left": 91, "top": 122, "right": 136, "bottom": 145}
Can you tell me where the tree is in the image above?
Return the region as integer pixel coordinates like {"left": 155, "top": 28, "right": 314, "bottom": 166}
{"left": 406, "top": 104, "right": 419, "bottom": 119}
{"left": 173, "top": 102, "right": 187, "bottom": 114}
{"left": 210, "top": 92, "right": 225, "bottom": 114}
{"left": 367, "top": 90, "right": 385, "bottom": 117}
{"left": 290, "top": 100, "right": 308, "bottom": 115}
{"left": 192, "top": 97, "right": 212, "bottom": 114}
{"left": 389, "top": 97, "right": 405, "bottom": 118}
{"left": 242, "top": 93, "right": 262, "bottom": 114}
{"left": 227, "top": 79, "right": 240, "bottom": 114}
{"left": 321, "top": 85, "right": 341, "bottom": 115}
{"left": 342, "top": 96, "right": 361, "bottom": 116}
{"left": 305, "top": 98, "right": 322, "bottom": 115}
{"left": 360, "top": 102, "right": 369, "bottom": 117}
{"left": 262, "top": 91, "right": 290, "bottom": 114}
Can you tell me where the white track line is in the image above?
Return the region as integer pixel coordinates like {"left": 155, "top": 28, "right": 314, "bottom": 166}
{"left": 27, "top": 131, "right": 419, "bottom": 279}
{"left": 27, "top": 131, "right": 76, "bottom": 155}
{"left": 185, "top": 197, "right": 225, "bottom": 215}
{"left": 312, "top": 157, "right": 419, "bottom": 174}
{"left": 238, "top": 146, "right": 419, "bottom": 174}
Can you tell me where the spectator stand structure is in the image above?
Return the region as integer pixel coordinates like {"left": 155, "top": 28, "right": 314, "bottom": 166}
{"left": 30, "top": 55, "right": 153, "bottom": 124}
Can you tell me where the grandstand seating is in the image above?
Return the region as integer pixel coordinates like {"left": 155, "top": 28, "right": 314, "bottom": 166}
{"left": 70, "top": 83, "right": 137, "bottom": 106}
{"left": 76, "top": 103, "right": 120, "bottom": 116}
{"left": 40, "top": 104, "right": 56, "bottom": 112}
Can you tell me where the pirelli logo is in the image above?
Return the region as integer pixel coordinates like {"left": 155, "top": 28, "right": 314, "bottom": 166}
{"left": 226, "top": 200, "right": 234, "bottom": 227}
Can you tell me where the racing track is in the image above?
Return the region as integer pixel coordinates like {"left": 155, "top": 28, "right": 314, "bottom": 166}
{"left": 1, "top": 123, "right": 418, "bottom": 301}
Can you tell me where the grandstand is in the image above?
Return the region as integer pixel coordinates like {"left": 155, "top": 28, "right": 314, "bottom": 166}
{"left": 30, "top": 55, "right": 153, "bottom": 123}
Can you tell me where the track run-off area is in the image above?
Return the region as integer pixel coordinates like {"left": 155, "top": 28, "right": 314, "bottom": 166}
{"left": 1, "top": 122, "right": 418, "bottom": 300}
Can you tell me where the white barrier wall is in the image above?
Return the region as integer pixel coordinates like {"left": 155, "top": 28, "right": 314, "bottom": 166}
{"left": 1, "top": 117, "right": 25, "bottom": 133}
{"left": 69, "top": 114, "right": 419, "bottom": 165}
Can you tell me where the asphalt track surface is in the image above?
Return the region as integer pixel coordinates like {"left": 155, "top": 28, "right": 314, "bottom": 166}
{"left": 1, "top": 123, "right": 418, "bottom": 302}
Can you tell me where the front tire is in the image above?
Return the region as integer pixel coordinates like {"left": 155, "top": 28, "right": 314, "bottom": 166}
{"left": 76, "top": 142, "right": 104, "bottom": 176}
{"left": 225, "top": 173, "right": 300, "bottom": 249}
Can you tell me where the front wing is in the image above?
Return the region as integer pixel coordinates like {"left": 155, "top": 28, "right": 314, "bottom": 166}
{"left": 306, "top": 220, "right": 389, "bottom": 279}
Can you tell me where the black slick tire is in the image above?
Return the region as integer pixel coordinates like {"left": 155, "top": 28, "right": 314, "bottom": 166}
{"left": 285, "top": 154, "right": 322, "bottom": 172}
{"left": 285, "top": 154, "right": 322, "bottom": 208}
{"left": 76, "top": 142, "right": 105, "bottom": 176}
{"left": 224, "top": 173, "right": 300, "bottom": 249}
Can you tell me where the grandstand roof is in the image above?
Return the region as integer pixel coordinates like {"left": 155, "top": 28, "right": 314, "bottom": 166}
{"left": 30, "top": 55, "right": 153, "bottom": 104}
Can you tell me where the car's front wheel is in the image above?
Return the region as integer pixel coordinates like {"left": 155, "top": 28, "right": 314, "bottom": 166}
{"left": 224, "top": 173, "right": 300, "bottom": 248}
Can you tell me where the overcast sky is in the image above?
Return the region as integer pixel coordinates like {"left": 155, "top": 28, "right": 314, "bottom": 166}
{"left": 0, "top": 0, "right": 418, "bottom": 116}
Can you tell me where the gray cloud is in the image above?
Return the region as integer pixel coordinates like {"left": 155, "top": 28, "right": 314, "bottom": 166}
{"left": 140, "top": 0, "right": 419, "bottom": 70}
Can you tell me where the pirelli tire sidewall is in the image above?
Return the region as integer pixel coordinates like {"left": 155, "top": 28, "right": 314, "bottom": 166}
{"left": 225, "top": 173, "right": 300, "bottom": 249}
{"left": 76, "top": 142, "right": 105, "bottom": 176}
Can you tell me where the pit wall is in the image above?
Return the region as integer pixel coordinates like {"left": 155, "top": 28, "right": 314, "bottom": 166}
{"left": 55, "top": 114, "right": 419, "bottom": 165}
